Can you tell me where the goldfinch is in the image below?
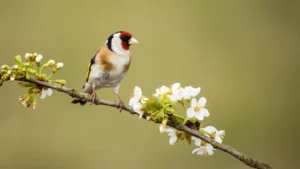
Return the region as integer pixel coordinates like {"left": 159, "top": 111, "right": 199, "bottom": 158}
{"left": 72, "top": 31, "right": 139, "bottom": 109}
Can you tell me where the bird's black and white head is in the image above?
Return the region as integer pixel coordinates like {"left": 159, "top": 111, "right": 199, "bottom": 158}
{"left": 106, "top": 31, "right": 139, "bottom": 55}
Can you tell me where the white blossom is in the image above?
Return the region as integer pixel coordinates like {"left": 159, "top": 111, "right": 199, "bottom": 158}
{"left": 129, "top": 86, "right": 142, "bottom": 107}
{"left": 167, "top": 83, "right": 185, "bottom": 101}
{"left": 133, "top": 102, "right": 144, "bottom": 118}
{"left": 166, "top": 128, "right": 178, "bottom": 145}
{"left": 129, "top": 86, "right": 146, "bottom": 118}
{"left": 56, "top": 62, "right": 64, "bottom": 68}
{"left": 7, "top": 70, "right": 12, "bottom": 75}
{"left": 35, "top": 54, "right": 43, "bottom": 63}
{"left": 41, "top": 88, "right": 53, "bottom": 99}
{"left": 48, "top": 60, "right": 55, "bottom": 65}
{"left": 191, "top": 136, "right": 214, "bottom": 156}
{"left": 154, "top": 85, "right": 170, "bottom": 97}
{"left": 183, "top": 86, "right": 201, "bottom": 99}
{"left": 186, "top": 97, "right": 209, "bottom": 120}
{"left": 202, "top": 126, "right": 225, "bottom": 143}
{"left": 25, "top": 53, "right": 30, "bottom": 60}
{"left": 12, "top": 65, "right": 18, "bottom": 70}
{"left": 159, "top": 124, "right": 166, "bottom": 133}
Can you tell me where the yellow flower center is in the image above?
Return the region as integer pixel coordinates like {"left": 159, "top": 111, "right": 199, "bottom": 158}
{"left": 201, "top": 141, "right": 207, "bottom": 147}
{"left": 210, "top": 132, "right": 216, "bottom": 139}
{"left": 194, "top": 106, "right": 200, "bottom": 112}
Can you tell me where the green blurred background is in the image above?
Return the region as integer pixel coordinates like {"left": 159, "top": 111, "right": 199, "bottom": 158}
{"left": 0, "top": 0, "right": 299, "bottom": 169}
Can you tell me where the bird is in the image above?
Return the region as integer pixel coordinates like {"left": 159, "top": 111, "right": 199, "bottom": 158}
{"left": 71, "top": 31, "right": 139, "bottom": 110}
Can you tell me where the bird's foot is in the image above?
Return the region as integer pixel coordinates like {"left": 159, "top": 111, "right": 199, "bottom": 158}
{"left": 115, "top": 100, "right": 124, "bottom": 112}
{"left": 90, "top": 91, "right": 98, "bottom": 105}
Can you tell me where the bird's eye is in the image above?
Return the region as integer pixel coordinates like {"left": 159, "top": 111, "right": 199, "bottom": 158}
{"left": 120, "top": 36, "right": 129, "bottom": 41}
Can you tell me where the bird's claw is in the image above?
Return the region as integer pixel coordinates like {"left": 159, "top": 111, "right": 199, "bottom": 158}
{"left": 90, "top": 91, "right": 97, "bottom": 105}
{"left": 115, "top": 100, "right": 124, "bottom": 112}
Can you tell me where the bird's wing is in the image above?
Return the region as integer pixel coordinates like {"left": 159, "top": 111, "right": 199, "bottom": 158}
{"left": 85, "top": 49, "right": 99, "bottom": 82}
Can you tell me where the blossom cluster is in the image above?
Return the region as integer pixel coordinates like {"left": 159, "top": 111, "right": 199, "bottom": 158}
{"left": 129, "top": 83, "right": 225, "bottom": 156}
{"left": 0, "top": 53, "right": 66, "bottom": 109}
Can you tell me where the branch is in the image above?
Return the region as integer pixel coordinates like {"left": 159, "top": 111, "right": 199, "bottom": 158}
{"left": 19, "top": 78, "right": 271, "bottom": 169}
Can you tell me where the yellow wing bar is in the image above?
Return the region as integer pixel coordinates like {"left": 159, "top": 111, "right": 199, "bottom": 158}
{"left": 85, "top": 50, "right": 98, "bottom": 82}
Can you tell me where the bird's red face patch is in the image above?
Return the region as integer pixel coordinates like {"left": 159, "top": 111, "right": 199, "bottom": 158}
{"left": 120, "top": 31, "right": 132, "bottom": 50}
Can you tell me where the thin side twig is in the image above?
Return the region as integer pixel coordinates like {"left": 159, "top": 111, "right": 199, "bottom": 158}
{"left": 18, "top": 78, "right": 271, "bottom": 169}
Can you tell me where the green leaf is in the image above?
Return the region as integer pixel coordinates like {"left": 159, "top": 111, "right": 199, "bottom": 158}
{"left": 25, "top": 72, "right": 30, "bottom": 80}
{"left": 27, "top": 69, "right": 36, "bottom": 75}
{"left": 164, "top": 107, "right": 175, "bottom": 114}
{"left": 189, "top": 117, "right": 198, "bottom": 123}
{"left": 14, "top": 55, "right": 22, "bottom": 66}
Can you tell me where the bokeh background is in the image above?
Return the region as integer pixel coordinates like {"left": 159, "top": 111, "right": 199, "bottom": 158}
{"left": 0, "top": 0, "right": 299, "bottom": 169}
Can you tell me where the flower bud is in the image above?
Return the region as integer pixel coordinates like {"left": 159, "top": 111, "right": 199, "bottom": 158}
{"left": 56, "top": 62, "right": 64, "bottom": 68}
{"left": 27, "top": 69, "right": 36, "bottom": 75}
{"left": 14, "top": 55, "right": 22, "bottom": 65}
{"left": 55, "top": 79, "right": 66, "bottom": 86}
{"left": 19, "top": 96, "right": 25, "bottom": 101}
{"left": 25, "top": 53, "right": 32, "bottom": 60}
{"left": 43, "top": 60, "right": 55, "bottom": 68}
{"left": 10, "top": 75, "right": 15, "bottom": 81}
{"left": 12, "top": 65, "right": 19, "bottom": 70}
{"left": 35, "top": 54, "right": 43, "bottom": 63}
{"left": 32, "top": 99, "right": 38, "bottom": 109}
{"left": 52, "top": 62, "right": 64, "bottom": 73}
{"left": 1, "top": 65, "right": 10, "bottom": 70}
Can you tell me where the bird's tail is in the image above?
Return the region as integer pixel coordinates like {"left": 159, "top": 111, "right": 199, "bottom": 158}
{"left": 71, "top": 98, "right": 87, "bottom": 105}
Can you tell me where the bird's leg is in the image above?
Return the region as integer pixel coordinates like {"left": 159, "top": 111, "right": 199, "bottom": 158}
{"left": 90, "top": 83, "right": 97, "bottom": 105}
{"left": 113, "top": 84, "right": 124, "bottom": 112}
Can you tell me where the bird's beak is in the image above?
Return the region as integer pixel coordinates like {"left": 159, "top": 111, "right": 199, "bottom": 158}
{"left": 129, "top": 37, "right": 139, "bottom": 44}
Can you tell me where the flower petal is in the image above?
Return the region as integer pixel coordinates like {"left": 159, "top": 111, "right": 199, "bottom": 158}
{"left": 192, "top": 147, "right": 201, "bottom": 154}
{"left": 134, "top": 86, "right": 142, "bottom": 98}
{"left": 166, "top": 128, "right": 176, "bottom": 135}
{"left": 169, "top": 136, "right": 178, "bottom": 145}
{"left": 191, "top": 98, "right": 197, "bottom": 107}
{"left": 192, "top": 136, "right": 201, "bottom": 146}
{"left": 218, "top": 130, "right": 225, "bottom": 136}
{"left": 191, "top": 87, "right": 201, "bottom": 97}
{"left": 167, "top": 94, "right": 177, "bottom": 102}
{"left": 186, "top": 108, "right": 195, "bottom": 118}
{"left": 171, "top": 83, "right": 180, "bottom": 91}
{"left": 215, "top": 137, "right": 223, "bottom": 143}
{"left": 206, "top": 144, "right": 214, "bottom": 155}
{"left": 129, "top": 97, "right": 138, "bottom": 106}
{"left": 198, "top": 97, "right": 207, "bottom": 107}
{"left": 159, "top": 124, "right": 166, "bottom": 133}
{"left": 203, "top": 126, "right": 217, "bottom": 134}
{"left": 40, "top": 90, "right": 47, "bottom": 99}
{"left": 200, "top": 108, "right": 210, "bottom": 117}
{"left": 47, "top": 89, "right": 53, "bottom": 96}
{"left": 195, "top": 111, "right": 204, "bottom": 120}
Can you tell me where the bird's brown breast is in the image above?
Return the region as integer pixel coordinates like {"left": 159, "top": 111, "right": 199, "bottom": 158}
{"left": 98, "top": 47, "right": 115, "bottom": 71}
{"left": 123, "top": 59, "right": 131, "bottom": 73}
{"left": 98, "top": 46, "right": 131, "bottom": 73}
